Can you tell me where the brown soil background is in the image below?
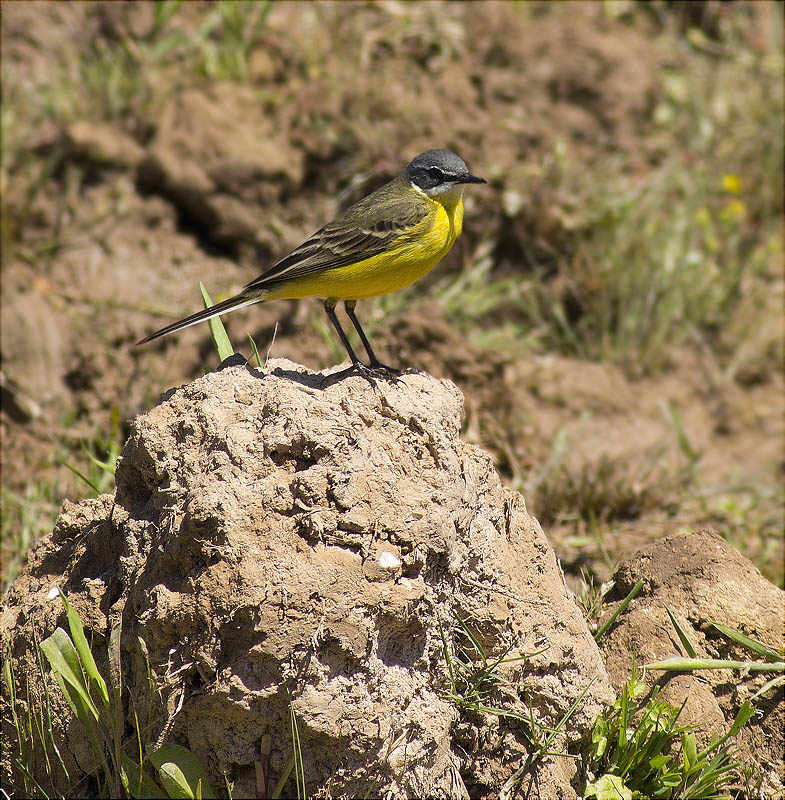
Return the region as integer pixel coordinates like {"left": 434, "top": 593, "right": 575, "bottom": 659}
{"left": 2, "top": 1, "right": 783, "bottom": 592}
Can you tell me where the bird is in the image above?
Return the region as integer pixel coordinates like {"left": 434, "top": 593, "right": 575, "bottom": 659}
{"left": 137, "top": 149, "right": 486, "bottom": 375}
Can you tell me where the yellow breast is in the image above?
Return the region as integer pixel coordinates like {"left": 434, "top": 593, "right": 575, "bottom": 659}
{"left": 270, "top": 191, "right": 464, "bottom": 301}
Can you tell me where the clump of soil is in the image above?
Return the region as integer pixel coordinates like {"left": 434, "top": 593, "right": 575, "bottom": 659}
{"left": 599, "top": 530, "right": 785, "bottom": 798}
{"left": 2, "top": 361, "right": 613, "bottom": 798}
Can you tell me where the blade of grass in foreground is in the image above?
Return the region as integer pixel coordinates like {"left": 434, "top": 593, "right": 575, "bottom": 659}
{"left": 150, "top": 742, "right": 214, "bottom": 799}
{"left": 750, "top": 674, "right": 785, "bottom": 701}
{"left": 247, "top": 334, "right": 262, "bottom": 368}
{"left": 709, "top": 621, "right": 783, "bottom": 662}
{"left": 199, "top": 282, "right": 234, "bottom": 362}
{"left": 645, "top": 656, "right": 785, "bottom": 672}
{"left": 60, "top": 593, "right": 110, "bottom": 708}
{"left": 594, "top": 579, "right": 644, "bottom": 641}
{"left": 666, "top": 606, "right": 697, "bottom": 658}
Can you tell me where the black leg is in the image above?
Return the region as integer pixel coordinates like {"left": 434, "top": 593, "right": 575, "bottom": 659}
{"left": 344, "top": 301, "right": 400, "bottom": 374}
{"left": 323, "top": 299, "right": 363, "bottom": 366}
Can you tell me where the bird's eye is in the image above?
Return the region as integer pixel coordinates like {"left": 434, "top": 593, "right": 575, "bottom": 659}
{"left": 428, "top": 166, "right": 444, "bottom": 181}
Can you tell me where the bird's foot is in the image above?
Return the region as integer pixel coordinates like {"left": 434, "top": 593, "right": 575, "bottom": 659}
{"left": 342, "top": 361, "right": 381, "bottom": 385}
{"left": 331, "top": 361, "right": 408, "bottom": 385}
{"left": 368, "top": 360, "right": 402, "bottom": 375}
{"left": 343, "top": 361, "right": 405, "bottom": 385}
{"left": 367, "top": 361, "right": 408, "bottom": 383}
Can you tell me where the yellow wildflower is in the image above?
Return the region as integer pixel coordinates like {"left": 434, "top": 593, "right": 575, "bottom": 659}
{"left": 722, "top": 174, "right": 742, "bottom": 194}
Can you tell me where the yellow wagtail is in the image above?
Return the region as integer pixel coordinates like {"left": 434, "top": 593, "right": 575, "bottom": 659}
{"left": 138, "top": 149, "right": 485, "bottom": 375}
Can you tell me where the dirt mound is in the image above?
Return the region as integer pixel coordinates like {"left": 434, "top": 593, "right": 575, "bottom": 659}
{"left": 598, "top": 530, "right": 785, "bottom": 797}
{"left": 2, "top": 361, "right": 613, "bottom": 798}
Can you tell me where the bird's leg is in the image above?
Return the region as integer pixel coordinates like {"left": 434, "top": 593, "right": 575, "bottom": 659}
{"left": 344, "top": 301, "right": 401, "bottom": 375}
{"left": 323, "top": 299, "right": 377, "bottom": 381}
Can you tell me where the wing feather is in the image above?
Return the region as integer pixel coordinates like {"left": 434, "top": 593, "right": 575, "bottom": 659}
{"left": 243, "top": 178, "right": 430, "bottom": 293}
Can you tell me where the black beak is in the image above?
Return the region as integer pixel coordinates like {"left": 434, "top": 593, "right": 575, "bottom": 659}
{"left": 458, "top": 172, "right": 486, "bottom": 184}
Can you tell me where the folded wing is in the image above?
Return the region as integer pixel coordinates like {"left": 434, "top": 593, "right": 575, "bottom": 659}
{"left": 243, "top": 189, "right": 429, "bottom": 294}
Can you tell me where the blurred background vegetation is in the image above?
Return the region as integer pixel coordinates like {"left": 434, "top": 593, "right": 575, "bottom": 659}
{"left": 2, "top": 0, "right": 783, "bottom": 593}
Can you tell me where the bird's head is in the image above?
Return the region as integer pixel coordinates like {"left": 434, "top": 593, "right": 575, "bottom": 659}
{"left": 404, "top": 149, "right": 486, "bottom": 198}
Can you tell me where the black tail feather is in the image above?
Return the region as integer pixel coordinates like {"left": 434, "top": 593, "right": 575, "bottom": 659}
{"left": 136, "top": 293, "right": 261, "bottom": 345}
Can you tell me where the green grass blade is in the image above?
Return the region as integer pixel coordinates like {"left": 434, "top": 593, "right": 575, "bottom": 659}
{"left": 247, "top": 334, "right": 262, "bottom": 368}
{"left": 271, "top": 753, "right": 295, "bottom": 800}
{"left": 544, "top": 676, "right": 596, "bottom": 750}
{"left": 3, "top": 656, "right": 23, "bottom": 757}
{"left": 26, "top": 667, "right": 53, "bottom": 778}
{"left": 9, "top": 756, "right": 51, "bottom": 800}
{"left": 122, "top": 752, "right": 163, "bottom": 799}
{"left": 40, "top": 628, "right": 113, "bottom": 784}
{"left": 60, "top": 593, "right": 110, "bottom": 708}
{"left": 709, "top": 621, "right": 783, "bottom": 662}
{"left": 150, "top": 743, "right": 214, "bottom": 800}
{"left": 85, "top": 449, "right": 117, "bottom": 477}
{"left": 728, "top": 700, "right": 755, "bottom": 738}
{"left": 153, "top": 0, "right": 183, "bottom": 33}
{"left": 456, "top": 615, "right": 485, "bottom": 659}
{"left": 199, "top": 282, "right": 234, "bottom": 362}
{"left": 694, "top": 700, "right": 753, "bottom": 766}
{"left": 666, "top": 606, "right": 697, "bottom": 658}
{"left": 660, "top": 399, "right": 700, "bottom": 467}
{"left": 682, "top": 732, "right": 698, "bottom": 770}
{"left": 21, "top": 679, "right": 37, "bottom": 793}
{"left": 595, "top": 579, "right": 644, "bottom": 641}
{"left": 289, "top": 697, "right": 306, "bottom": 800}
{"left": 63, "top": 461, "right": 102, "bottom": 494}
{"left": 750, "top": 673, "right": 785, "bottom": 701}
{"left": 33, "top": 630, "right": 70, "bottom": 781}
{"left": 617, "top": 675, "right": 630, "bottom": 755}
{"left": 645, "top": 656, "right": 785, "bottom": 672}
{"left": 39, "top": 627, "right": 99, "bottom": 720}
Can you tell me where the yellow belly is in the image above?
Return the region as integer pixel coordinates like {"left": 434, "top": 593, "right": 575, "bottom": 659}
{"left": 267, "top": 196, "right": 464, "bottom": 301}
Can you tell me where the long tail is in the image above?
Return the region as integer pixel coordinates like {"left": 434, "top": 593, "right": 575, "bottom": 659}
{"left": 136, "top": 291, "right": 264, "bottom": 345}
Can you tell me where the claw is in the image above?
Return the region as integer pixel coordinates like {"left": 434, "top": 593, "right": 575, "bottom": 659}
{"left": 347, "top": 362, "right": 381, "bottom": 385}
{"left": 331, "top": 361, "right": 407, "bottom": 386}
{"left": 369, "top": 361, "right": 401, "bottom": 374}
{"left": 367, "top": 362, "right": 407, "bottom": 383}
